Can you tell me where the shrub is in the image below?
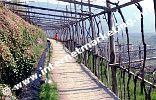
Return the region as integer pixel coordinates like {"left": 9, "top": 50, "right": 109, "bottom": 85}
{"left": 40, "top": 83, "right": 59, "bottom": 100}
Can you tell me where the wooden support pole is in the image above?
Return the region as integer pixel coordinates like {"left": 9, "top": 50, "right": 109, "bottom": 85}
{"left": 71, "top": 25, "right": 75, "bottom": 51}
{"left": 106, "top": 0, "right": 118, "bottom": 95}
{"left": 87, "top": 0, "right": 98, "bottom": 76}
{"left": 81, "top": 0, "right": 87, "bottom": 65}
{"left": 153, "top": 0, "right": 156, "bottom": 31}
{"left": 74, "top": 0, "right": 80, "bottom": 45}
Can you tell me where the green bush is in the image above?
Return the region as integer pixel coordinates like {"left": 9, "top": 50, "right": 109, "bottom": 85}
{"left": 40, "top": 83, "right": 59, "bottom": 100}
{"left": 0, "top": 26, "right": 46, "bottom": 88}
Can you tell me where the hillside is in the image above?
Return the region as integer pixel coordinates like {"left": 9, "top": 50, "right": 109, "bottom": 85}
{"left": 0, "top": 4, "right": 47, "bottom": 99}
{"left": 147, "top": 34, "right": 156, "bottom": 46}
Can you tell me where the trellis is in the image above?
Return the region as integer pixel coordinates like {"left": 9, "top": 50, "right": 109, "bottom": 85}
{"left": 2, "top": 0, "right": 156, "bottom": 99}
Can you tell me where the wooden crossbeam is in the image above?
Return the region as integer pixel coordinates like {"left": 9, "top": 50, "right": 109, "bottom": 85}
{"left": 38, "top": 22, "right": 70, "bottom": 27}
{"left": 20, "top": 15, "right": 75, "bottom": 22}
{"left": 14, "top": 10, "right": 81, "bottom": 19}
{"left": 109, "top": 64, "right": 156, "bottom": 88}
{"left": 110, "top": 0, "right": 143, "bottom": 12}
{"left": 57, "top": 0, "right": 110, "bottom": 10}
{"left": 38, "top": 25, "right": 60, "bottom": 28}
{"left": 33, "top": 20, "right": 70, "bottom": 24}
{"left": 3, "top": 1, "right": 89, "bottom": 16}
{"left": 34, "top": 21, "right": 71, "bottom": 25}
{"left": 31, "top": 18, "right": 73, "bottom": 23}
{"left": 42, "top": 28, "right": 56, "bottom": 30}
{"left": 36, "top": 22, "right": 70, "bottom": 27}
{"left": 19, "top": 14, "right": 73, "bottom": 28}
{"left": 75, "top": 0, "right": 143, "bottom": 24}
{"left": 37, "top": 22, "right": 70, "bottom": 26}
{"left": 24, "top": 16, "right": 74, "bottom": 25}
{"left": 39, "top": 25, "right": 63, "bottom": 30}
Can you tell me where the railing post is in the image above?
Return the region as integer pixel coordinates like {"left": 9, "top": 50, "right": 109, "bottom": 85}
{"left": 106, "top": 0, "right": 118, "bottom": 95}
{"left": 153, "top": 0, "right": 156, "bottom": 30}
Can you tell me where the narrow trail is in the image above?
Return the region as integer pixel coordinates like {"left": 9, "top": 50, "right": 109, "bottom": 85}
{"left": 50, "top": 40, "right": 119, "bottom": 100}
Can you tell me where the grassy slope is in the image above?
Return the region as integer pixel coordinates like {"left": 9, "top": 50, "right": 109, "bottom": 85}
{"left": 0, "top": 4, "right": 47, "bottom": 96}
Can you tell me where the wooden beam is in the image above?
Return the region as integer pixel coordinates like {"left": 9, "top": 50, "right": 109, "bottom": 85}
{"left": 106, "top": 0, "right": 118, "bottom": 95}
{"left": 72, "top": 0, "right": 143, "bottom": 26}
{"left": 14, "top": 10, "right": 81, "bottom": 19}
{"left": 3, "top": 1, "right": 89, "bottom": 16}
{"left": 42, "top": 28, "right": 56, "bottom": 30}
{"left": 110, "top": 0, "right": 143, "bottom": 12}
{"left": 38, "top": 23, "right": 70, "bottom": 28}
{"left": 38, "top": 25, "right": 61, "bottom": 28}
{"left": 108, "top": 64, "right": 156, "bottom": 88}
{"left": 36, "top": 22, "right": 70, "bottom": 27}
{"left": 20, "top": 15, "right": 76, "bottom": 22}
{"left": 35, "top": 21, "right": 71, "bottom": 25}
{"left": 57, "top": 0, "right": 110, "bottom": 11}
{"left": 33, "top": 20, "right": 68, "bottom": 23}
{"left": 153, "top": 0, "right": 156, "bottom": 30}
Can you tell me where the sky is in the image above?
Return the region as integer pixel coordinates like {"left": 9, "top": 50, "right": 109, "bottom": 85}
{"left": 19, "top": 0, "right": 153, "bottom": 6}
{"left": 19, "top": 0, "right": 154, "bottom": 14}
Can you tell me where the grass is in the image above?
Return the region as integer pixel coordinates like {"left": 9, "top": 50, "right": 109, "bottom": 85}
{"left": 39, "top": 41, "right": 59, "bottom": 100}
{"left": 39, "top": 44, "right": 59, "bottom": 100}
{"left": 40, "top": 83, "right": 59, "bottom": 100}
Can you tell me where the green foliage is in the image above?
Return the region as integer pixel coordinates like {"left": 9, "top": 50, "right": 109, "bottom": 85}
{"left": 22, "top": 28, "right": 33, "bottom": 47}
{"left": 0, "top": 2, "right": 4, "bottom": 8}
{"left": 0, "top": 84, "right": 6, "bottom": 97}
{"left": 40, "top": 83, "right": 59, "bottom": 100}
{"left": 0, "top": 27, "right": 46, "bottom": 88}
{"left": 33, "top": 45, "right": 45, "bottom": 60}
{"left": 0, "top": 7, "right": 47, "bottom": 100}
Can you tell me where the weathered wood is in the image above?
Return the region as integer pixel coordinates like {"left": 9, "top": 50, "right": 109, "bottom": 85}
{"left": 20, "top": 15, "right": 75, "bottom": 22}
{"left": 58, "top": 0, "right": 110, "bottom": 10}
{"left": 3, "top": 1, "right": 89, "bottom": 16}
{"left": 74, "top": 1, "right": 80, "bottom": 45}
{"left": 153, "top": 0, "right": 156, "bottom": 30}
{"left": 106, "top": 0, "right": 118, "bottom": 96}
{"left": 110, "top": 0, "right": 143, "bottom": 12}
{"left": 14, "top": 10, "right": 81, "bottom": 19}
{"left": 76, "top": 0, "right": 143, "bottom": 24}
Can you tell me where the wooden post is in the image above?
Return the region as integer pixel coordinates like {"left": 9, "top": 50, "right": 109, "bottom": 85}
{"left": 81, "top": 0, "right": 87, "bottom": 65}
{"left": 70, "top": 3, "right": 74, "bottom": 51}
{"left": 88, "top": 0, "right": 96, "bottom": 75}
{"left": 106, "top": 0, "right": 118, "bottom": 95}
{"left": 139, "top": 46, "right": 141, "bottom": 62}
{"left": 153, "top": 0, "right": 156, "bottom": 30}
{"left": 74, "top": 0, "right": 79, "bottom": 45}
{"left": 71, "top": 25, "right": 75, "bottom": 50}
{"left": 63, "top": 28, "right": 66, "bottom": 42}
{"left": 66, "top": 6, "right": 72, "bottom": 51}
